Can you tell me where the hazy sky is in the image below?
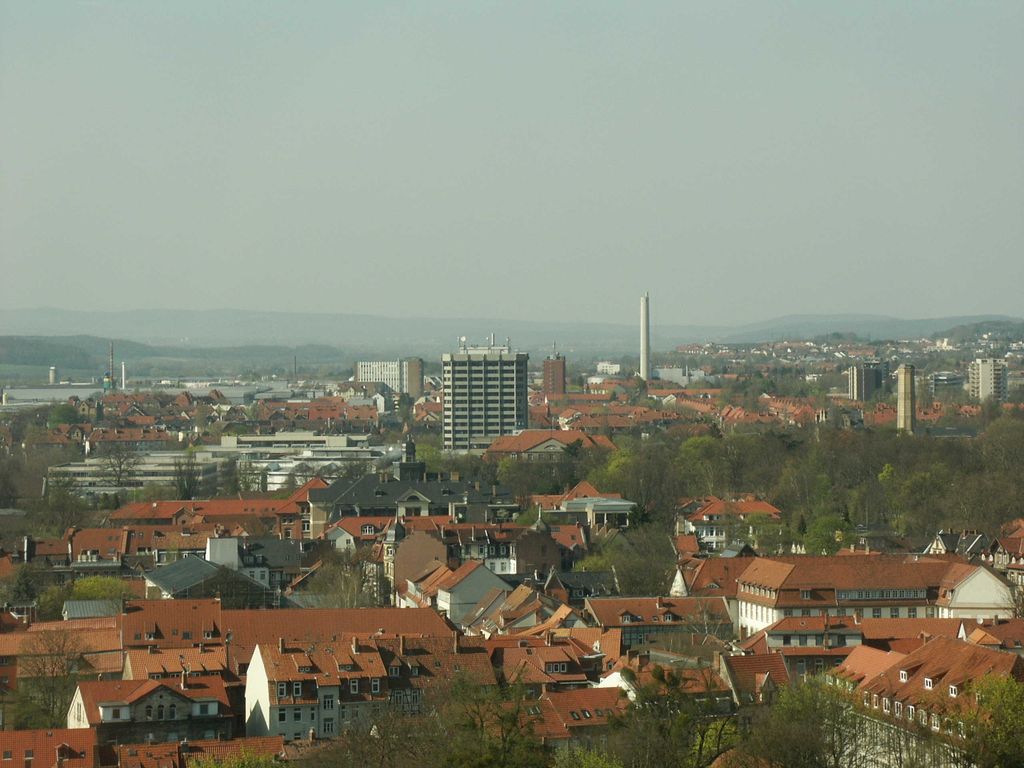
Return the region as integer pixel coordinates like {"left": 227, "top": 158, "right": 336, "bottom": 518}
{"left": 2, "top": 2, "right": 1022, "bottom": 326}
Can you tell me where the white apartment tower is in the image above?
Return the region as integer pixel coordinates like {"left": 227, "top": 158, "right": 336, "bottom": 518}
{"left": 968, "top": 358, "right": 1008, "bottom": 403}
{"left": 639, "top": 292, "right": 651, "bottom": 381}
{"left": 442, "top": 338, "right": 528, "bottom": 450}
{"left": 356, "top": 359, "right": 424, "bottom": 396}
{"left": 896, "top": 364, "right": 916, "bottom": 435}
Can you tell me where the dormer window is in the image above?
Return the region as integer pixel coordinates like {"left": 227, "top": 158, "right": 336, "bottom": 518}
{"left": 924, "top": 678, "right": 933, "bottom": 690}
{"left": 389, "top": 665, "right": 400, "bottom": 678}
{"left": 800, "top": 590, "right": 811, "bottom": 600}
{"left": 949, "top": 685, "right": 958, "bottom": 698}
{"left": 899, "top": 670, "right": 908, "bottom": 683}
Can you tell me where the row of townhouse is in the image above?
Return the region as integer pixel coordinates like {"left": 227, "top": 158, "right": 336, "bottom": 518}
{"left": 734, "top": 554, "right": 1012, "bottom": 638}
{"left": 828, "top": 636, "right": 1024, "bottom": 767}
{"left": 243, "top": 633, "right": 496, "bottom": 741}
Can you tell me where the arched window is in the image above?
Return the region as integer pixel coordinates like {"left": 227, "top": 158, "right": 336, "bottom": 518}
{"left": 157, "top": 705, "right": 164, "bottom": 720}
{"left": 169, "top": 704, "right": 177, "bottom": 719}
{"left": 145, "top": 705, "right": 153, "bottom": 719}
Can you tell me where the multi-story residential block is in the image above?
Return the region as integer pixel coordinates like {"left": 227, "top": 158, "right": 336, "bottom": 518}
{"left": 735, "top": 555, "right": 1013, "bottom": 638}
{"left": 244, "top": 634, "right": 495, "bottom": 741}
{"left": 830, "top": 637, "right": 1024, "bottom": 767}
{"left": 847, "top": 361, "right": 885, "bottom": 401}
{"left": 398, "top": 560, "right": 510, "bottom": 625}
{"left": 67, "top": 676, "right": 234, "bottom": 743}
{"left": 442, "top": 340, "right": 528, "bottom": 450}
{"left": 968, "top": 357, "right": 1008, "bottom": 402}
{"left": 595, "top": 361, "right": 621, "bottom": 376}
{"left": 583, "top": 596, "right": 732, "bottom": 649}
{"left": 678, "top": 497, "right": 782, "bottom": 552}
{"left": 542, "top": 352, "right": 566, "bottom": 397}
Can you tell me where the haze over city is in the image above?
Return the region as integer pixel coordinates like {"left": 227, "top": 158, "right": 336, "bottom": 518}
{"left": 3, "top": 2, "right": 1022, "bottom": 326}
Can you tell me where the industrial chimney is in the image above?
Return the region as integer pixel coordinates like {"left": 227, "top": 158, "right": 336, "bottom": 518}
{"left": 639, "top": 292, "right": 651, "bottom": 381}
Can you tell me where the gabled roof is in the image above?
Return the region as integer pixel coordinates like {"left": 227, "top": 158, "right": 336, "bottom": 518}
{"left": 526, "top": 687, "right": 626, "bottom": 742}
{"left": 860, "top": 636, "right": 1024, "bottom": 711}
{"left": 124, "top": 646, "right": 227, "bottom": 679}
{"left": 116, "top": 736, "right": 285, "bottom": 768}
{"left": 686, "top": 498, "right": 782, "bottom": 523}
{"left": 830, "top": 645, "right": 908, "bottom": 689}
{"left": 484, "top": 430, "right": 616, "bottom": 457}
{"left": 75, "top": 677, "right": 231, "bottom": 725}
{"left": 121, "top": 599, "right": 223, "bottom": 648}
{"left": 721, "top": 654, "right": 790, "bottom": 702}
{"left": 221, "top": 607, "right": 455, "bottom": 668}
{"left": 585, "top": 597, "right": 731, "bottom": 628}
{"left": 144, "top": 555, "right": 221, "bottom": 594}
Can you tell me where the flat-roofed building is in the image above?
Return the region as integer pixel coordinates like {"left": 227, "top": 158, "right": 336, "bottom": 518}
{"left": 442, "top": 339, "right": 528, "bottom": 451}
{"left": 968, "top": 357, "right": 1008, "bottom": 402}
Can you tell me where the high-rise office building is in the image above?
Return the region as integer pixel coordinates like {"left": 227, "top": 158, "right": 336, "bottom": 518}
{"left": 542, "top": 347, "right": 566, "bottom": 397}
{"left": 442, "top": 338, "right": 528, "bottom": 450}
{"left": 896, "top": 364, "right": 916, "bottom": 435}
{"left": 968, "top": 358, "right": 1008, "bottom": 403}
{"left": 356, "top": 358, "right": 424, "bottom": 395}
{"left": 847, "top": 361, "right": 885, "bottom": 401}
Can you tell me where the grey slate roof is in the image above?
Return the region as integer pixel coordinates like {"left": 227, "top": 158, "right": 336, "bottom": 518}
{"left": 309, "top": 475, "right": 517, "bottom": 510}
{"left": 61, "top": 599, "right": 122, "bottom": 619}
{"left": 144, "top": 555, "right": 221, "bottom": 594}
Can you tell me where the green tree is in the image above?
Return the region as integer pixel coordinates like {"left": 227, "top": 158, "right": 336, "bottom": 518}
{"left": 14, "top": 628, "right": 86, "bottom": 728}
{"left": 964, "top": 675, "right": 1024, "bottom": 768}
{"left": 46, "top": 403, "right": 79, "bottom": 429}
{"left": 69, "top": 575, "right": 134, "bottom": 602}
{"left": 10, "top": 564, "right": 38, "bottom": 603}
{"left": 803, "top": 514, "right": 854, "bottom": 555}
{"left": 442, "top": 676, "right": 548, "bottom": 768}
{"left": 99, "top": 441, "right": 141, "bottom": 487}
{"left": 552, "top": 748, "right": 623, "bottom": 768}
{"left": 738, "top": 678, "right": 868, "bottom": 768}
{"left": 190, "top": 752, "right": 280, "bottom": 768}
{"left": 174, "top": 452, "right": 202, "bottom": 499}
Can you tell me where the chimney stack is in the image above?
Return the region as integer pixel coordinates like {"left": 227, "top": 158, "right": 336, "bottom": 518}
{"left": 640, "top": 293, "right": 651, "bottom": 381}
{"left": 399, "top": 634, "right": 406, "bottom": 657}
{"left": 352, "top": 636, "right": 359, "bottom": 655}
{"left": 278, "top": 637, "right": 285, "bottom": 653}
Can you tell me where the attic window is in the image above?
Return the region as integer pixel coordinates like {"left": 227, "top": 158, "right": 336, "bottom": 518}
{"left": 800, "top": 590, "right": 811, "bottom": 600}
{"left": 899, "top": 670, "right": 908, "bottom": 683}
{"left": 582, "top": 709, "right": 592, "bottom": 719}
{"left": 924, "top": 678, "right": 933, "bottom": 690}
{"left": 949, "top": 685, "right": 958, "bottom": 698}
{"left": 570, "top": 711, "right": 581, "bottom": 721}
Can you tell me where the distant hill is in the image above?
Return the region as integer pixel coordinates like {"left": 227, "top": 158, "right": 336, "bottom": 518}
{"left": 0, "top": 308, "right": 1018, "bottom": 357}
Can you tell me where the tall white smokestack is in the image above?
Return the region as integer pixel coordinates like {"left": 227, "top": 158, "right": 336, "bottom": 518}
{"left": 121, "top": 361, "right": 127, "bottom": 390}
{"left": 640, "top": 292, "right": 650, "bottom": 381}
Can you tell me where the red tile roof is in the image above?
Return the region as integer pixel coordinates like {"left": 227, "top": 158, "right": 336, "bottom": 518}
{"left": 485, "top": 430, "right": 615, "bottom": 458}
{"left": 0, "top": 729, "right": 98, "bottom": 768}
{"left": 526, "top": 687, "right": 627, "bottom": 742}
{"left": 721, "top": 653, "right": 790, "bottom": 702}
{"left": 585, "top": 597, "right": 731, "bottom": 628}
{"left": 75, "top": 677, "right": 231, "bottom": 726}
